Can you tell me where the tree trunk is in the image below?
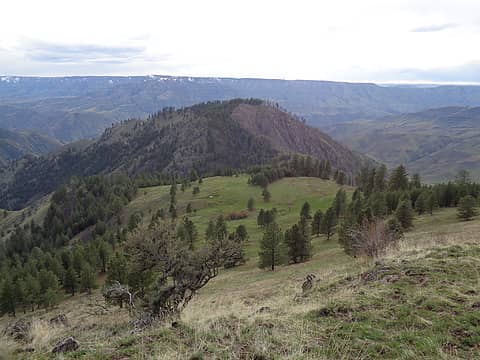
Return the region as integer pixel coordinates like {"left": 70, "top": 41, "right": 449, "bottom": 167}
{"left": 271, "top": 249, "right": 275, "bottom": 271}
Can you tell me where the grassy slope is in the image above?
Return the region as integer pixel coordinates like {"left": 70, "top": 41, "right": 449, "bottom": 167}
{"left": 1, "top": 178, "right": 480, "bottom": 359}
{"left": 125, "top": 175, "right": 352, "bottom": 261}
{"left": 0, "top": 195, "right": 50, "bottom": 241}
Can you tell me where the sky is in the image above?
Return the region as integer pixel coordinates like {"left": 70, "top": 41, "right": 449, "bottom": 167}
{"left": 1, "top": 0, "right": 480, "bottom": 83}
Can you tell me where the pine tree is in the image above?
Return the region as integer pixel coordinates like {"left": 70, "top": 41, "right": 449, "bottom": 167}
{"left": 285, "top": 224, "right": 301, "bottom": 263}
{"left": 300, "top": 201, "right": 311, "bottom": 219}
{"left": 395, "top": 200, "right": 414, "bottom": 229}
{"left": 335, "top": 171, "right": 346, "bottom": 185}
{"left": 285, "top": 217, "right": 312, "bottom": 263}
{"left": 234, "top": 225, "right": 248, "bottom": 242}
{"left": 64, "top": 265, "right": 79, "bottom": 296}
{"left": 169, "top": 203, "right": 177, "bottom": 219}
{"left": 389, "top": 165, "right": 409, "bottom": 191}
{"left": 426, "top": 191, "right": 439, "bottom": 215}
{"left": 322, "top": 160, "right": 331, "bottom": 179}
{"left": 258, "top": 223, "right": 286, "bottom": 271}
{"left": 0, "top": 276, "right": 17, "bottom": 316}
{"left": 215, "top": 215, "right": 228, "bottom": 240}
{"left": 262, "top": 188, "right": 271, "bottom": 202}
{"left": 247, "top": 198, "right": 255, "bottom": 211}
{"left": 321, "top": 207, "right": 337, "bottom": 240}
{"left": 205, "top": 220, "right": 216, "bottom": 241}
{"left": 72, "top": 246, "right": 85, "bottom": 275}
{"left": 80, "top": 264, "right": 96, "bottom": 294}
{"left": 38, "top": 269, "right": 61, "bottom": 309}
{"left": 374, "top": 164, "right": 387, "bottom": 192}
{"left": 333, "top": 189, "right": 347, "bottom": 218}
{"left": 179, "top": 217, "right": 198, "bottom": 249}
{"left": 414, "top": 191, "right": 428, "bottom": 215}
{"left": 106, "top": 253, "right": 128, "bottom": 285}
{"left": 24, "top": 274, "right": 40, "bottom": 312}
{"left": 369, "top": 193, "right": 387, "bottom": 218}
{"left": 312, "top": 209, "right": 323, "bottom": 236}
{"left": 189, "top": 169, "right": 199, "bottom": 182}
{"left": 457, "top": 195, "right": 478, "bottom": 221}
{"left": 98, "top": 240, "right": 110, "bottom": 273}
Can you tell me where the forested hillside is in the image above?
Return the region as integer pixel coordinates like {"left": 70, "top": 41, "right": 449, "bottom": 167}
{"left": 0, "top": 128, "right": 61, "bottom": 166}
{"left": 0, "top": 99, "right": 368, "bottom": 210}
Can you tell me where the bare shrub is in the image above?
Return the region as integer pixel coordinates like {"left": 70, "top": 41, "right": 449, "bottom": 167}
{"left": 348, "top": 218, "right": 402, "bottom": 258}
{"left": 225, "top": 210, "right": 249, "bottom": 221}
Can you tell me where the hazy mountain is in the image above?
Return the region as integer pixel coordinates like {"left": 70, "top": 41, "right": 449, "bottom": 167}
{"left": 0, "top": 99, "right": 368, "bottom": 210}
{"left": 0, "top": 128, "right": 61, "bottom": 166}
{"left": 325, "top": 106, "right": 480, "bottom": 182}
{"left": 3, "top": 76, "right": 480, "bottom": 142}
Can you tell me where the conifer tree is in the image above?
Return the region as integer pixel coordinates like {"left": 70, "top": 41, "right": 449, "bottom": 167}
{"left": 321, "top": 207, "right": 337, "bottom": 240}
{"left": 300, "top": 201, "right": 311, "bottom": 219}
{"left": 24, "top": 274, "right": 40, "bottom": 312}
{"left": 234, "top": 225, "right": 248, "bottom": 242}
{"left": 322, "top": 160, "right": 331, "bottom": 179}
{"left": 389, "top": 165, "right": 409, "bottom": 191}
{"left": 395, "top": 200, "right": 414, "bottom": 229}
{"left": 312, "top": 209, "right": 323, "bottom": 236}
{"left": 38, "top": 269, "right": 61, "bottom": 309}
{"left": 285, "top": 217, "right": 312, "bottom": 263}
{"left": 179, "top": 217, "right": 198, "bottom": 249}
{"left": 457, "top": 195, "right": 478, "bottom": 221}
{"left": 98, "top": 240, "right": 110, "bottom": 273}
{"left": 262, "top": 188, "right": 271, "bottom": 202}
{"left": 374, "top": 164, "right": 387, "bottom": 192}
{"left": 80, "top": 264, "right": 96, "bottom": 295}
{"left": 247, "top": 198, "right": 255, "bottom": 211}
{"left": 0, "top": 276, "right": 16, "bottom": 316}
{"left": 258, "top": 222, "right": 286, "bottom": 271}
{"left": 369, "top": 192, "right": 387, "bottom": 218}
{"left": 205, "top": 220, "right": 216, "bottom": 241}
{"left": 215, "top": 215, "right": 228, "bottom": 241}
{"left": 426, "top": 191, "right": 439, "bottom": 215}
{"left": 106, "top": 253, "right": 128, "bottom": 285}
{"left": 414, "top": 191, "right": 428, "bottom": 215}
{"left": 64, "top": 265, "right": 79, "bottom": 296}
{"left": 333, "top": 189, "right": 347, "bottom": 218}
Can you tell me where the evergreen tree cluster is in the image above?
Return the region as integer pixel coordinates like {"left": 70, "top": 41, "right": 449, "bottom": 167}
{"left": 248, "top": 154, "right": 353, "bottom": 188}
{"left": 0, "top": 237, "right": 115, "bottom": 316}
{"left": 3, "top": 175, "right": 136, "bottom": 260}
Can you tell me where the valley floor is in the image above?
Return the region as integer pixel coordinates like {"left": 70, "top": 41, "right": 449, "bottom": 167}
{"left": 1, "top": 178, "right": 480, "bottom": 359}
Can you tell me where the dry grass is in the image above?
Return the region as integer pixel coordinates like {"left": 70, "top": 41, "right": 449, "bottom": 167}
{"left": 1, "top": 208, "right": 479, "bottom": 359}
{"left": 27, "top": 319, "right": 64, "bottom": 354}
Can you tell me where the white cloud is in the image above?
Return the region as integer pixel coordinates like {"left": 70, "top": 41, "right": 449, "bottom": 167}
{"left": 1, "top": 0, "right": 480, "bottom": 82}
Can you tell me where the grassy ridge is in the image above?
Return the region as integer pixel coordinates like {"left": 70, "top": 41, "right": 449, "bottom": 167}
{"left": 125, "top": 175, "right": 352, "bottom": 261}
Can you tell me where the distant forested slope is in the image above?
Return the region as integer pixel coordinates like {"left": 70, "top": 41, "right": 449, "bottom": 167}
{"left": 325, "top": 106, "right": 480, "bottom": 182}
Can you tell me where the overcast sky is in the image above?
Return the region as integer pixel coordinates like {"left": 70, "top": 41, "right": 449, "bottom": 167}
{"left": 2, "top": 0, "right": 480, "bottom": 83}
